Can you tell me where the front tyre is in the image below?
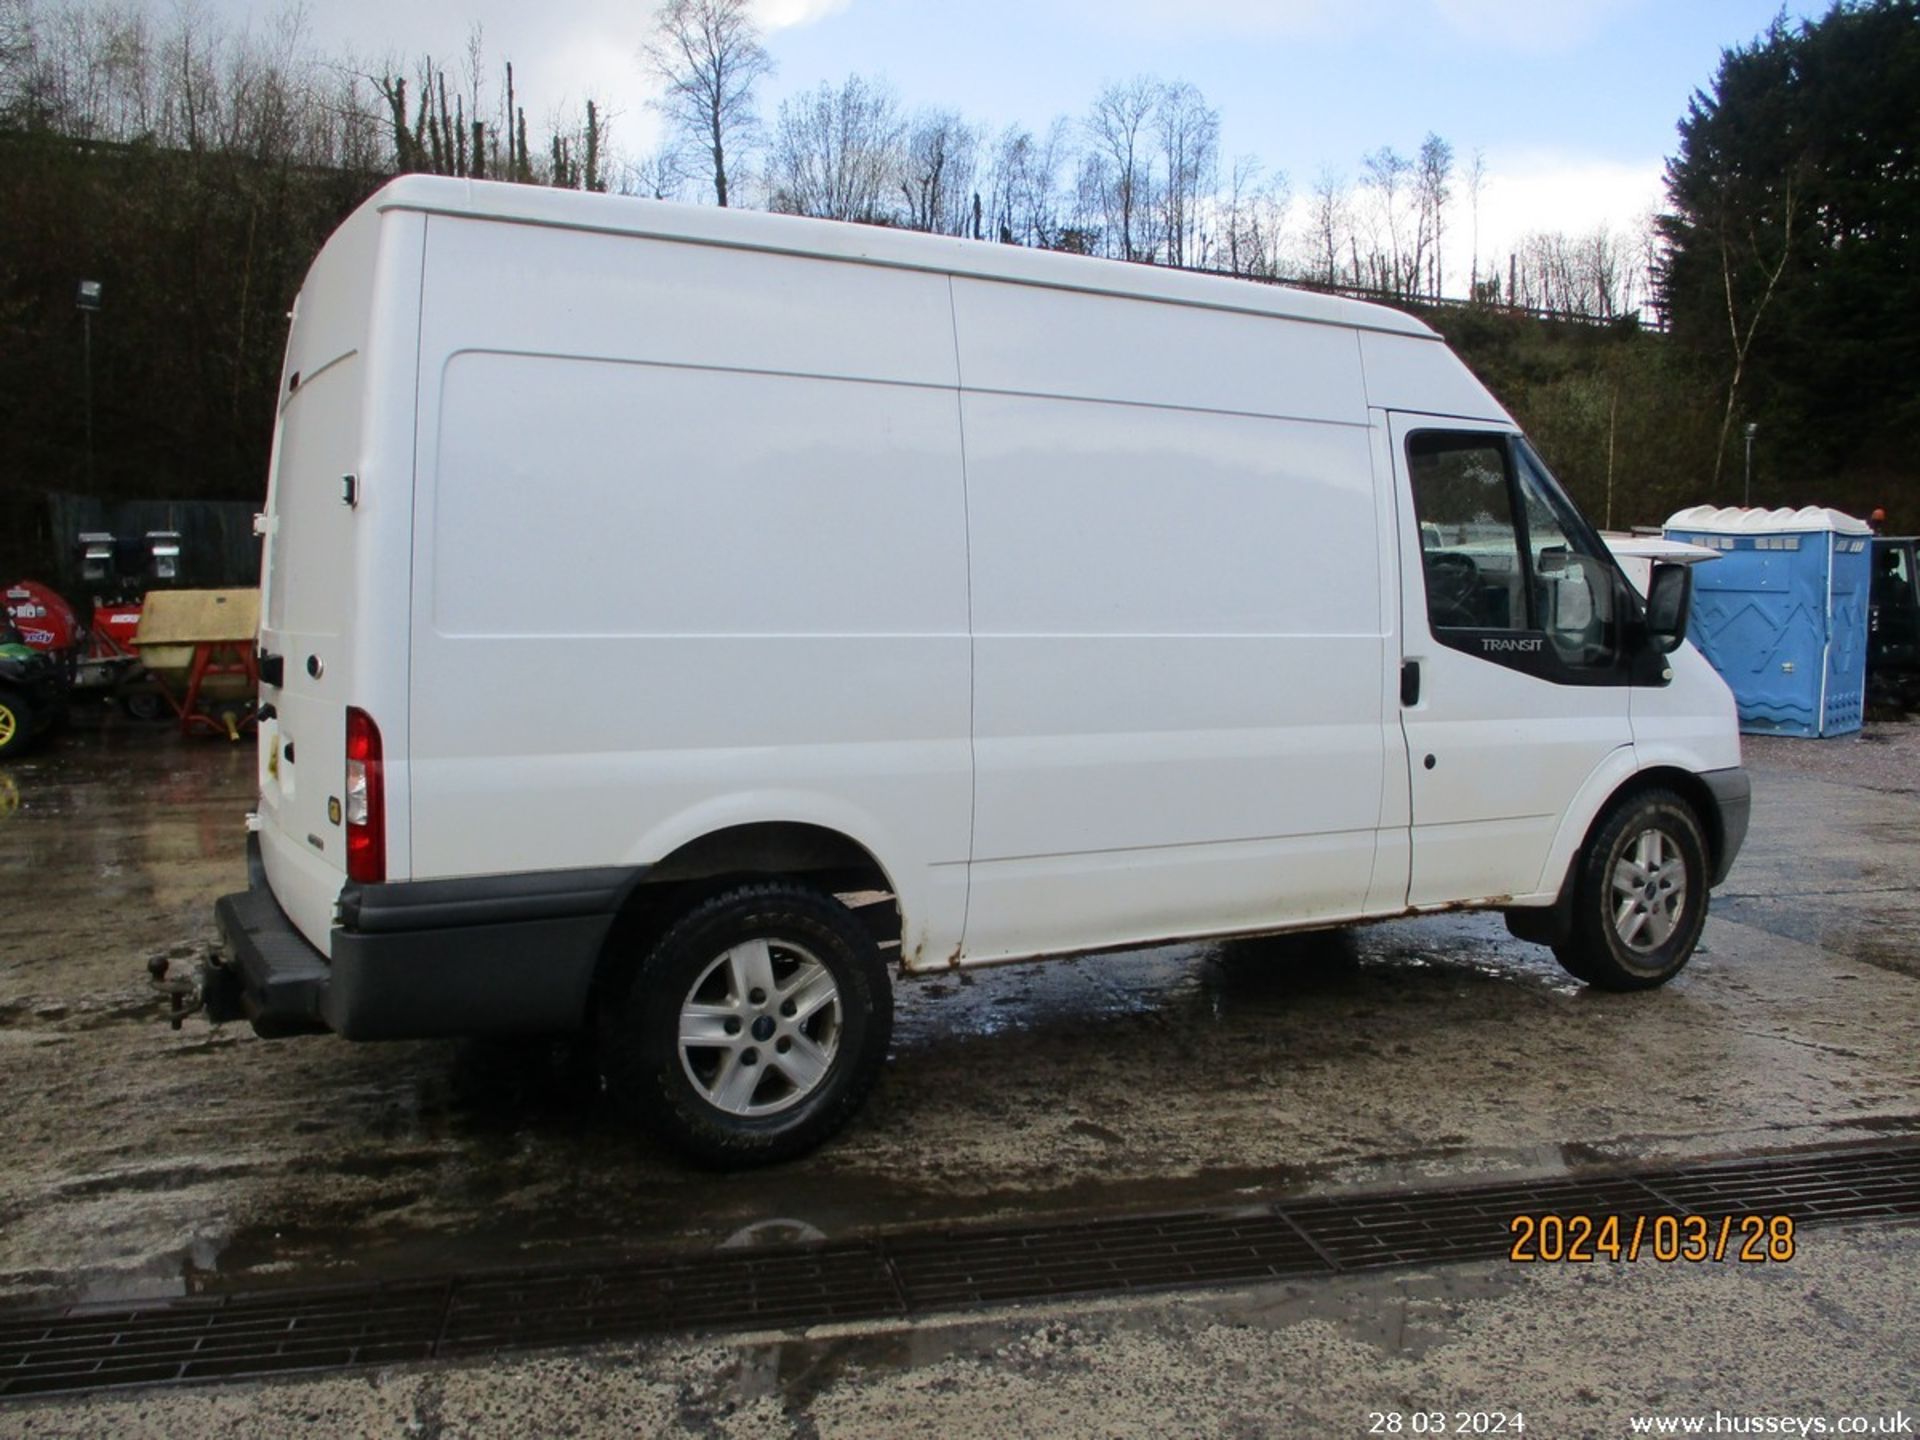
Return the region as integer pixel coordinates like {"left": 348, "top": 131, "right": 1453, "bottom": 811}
{"left": 598, "top": 882, "right": 893, "bottom": 1168}
{"left": 1554, "top": 788, "right": 1709, "bottom": 991}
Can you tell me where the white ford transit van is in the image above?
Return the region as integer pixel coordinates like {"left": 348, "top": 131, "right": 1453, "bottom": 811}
{"left": 204, "top": 176, "right": 1748, "bottom": 1165}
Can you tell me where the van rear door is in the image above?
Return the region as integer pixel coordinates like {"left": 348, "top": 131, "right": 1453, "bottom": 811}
{"left": 255, "top": 228, "right": 376, "bottom": 953}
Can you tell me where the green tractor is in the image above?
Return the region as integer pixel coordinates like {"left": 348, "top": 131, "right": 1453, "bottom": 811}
{"left": 0, "top": 623, "right": 65, "bottom": 759}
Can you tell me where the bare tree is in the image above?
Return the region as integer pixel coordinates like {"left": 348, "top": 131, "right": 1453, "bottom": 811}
{"left": 0, "top": 0, "right": 30, "bottom": 88}
{"left": 1634, "top": 212, "right": 1665, "bottom": 325}
{"left": 1465, "top": 146, "right": 1488, "bottom": 296}
{"left": 983, "top": 117, "right": 1072, "bottom": 248}
{"left": 769, "top": 74, "right": 902, "bottom": 223}
{"left": 900, "top": 107, "right": 981, "bottom": 235}
{"left": 1506, "top": 225, "right": 1648, "bottom": 320}
{"left": 1083, "top": 75, "right": 1160, "bottom": 261}
{"left": 983, "top": 122, "right": 1033, "bottom": 244}
{"left": 1307, "top": 167, "right": 1351, "bottom": 285}
{"left": 1154, "top": 80, "right": 1217, "bottom": 268}
{"left": 1360, "top": 146, "right": 1412, "bottom": 294}
{"left": 642, "top": 0, "right": 771, "bottom": 208}
{"left": 544, "top": 96, "right": 610, "bottom": 191}
{"left": 620, "top": 145, "right": 689, "bottom": 200}
{"left": 1219, "top": 154, "right": 1288, "bottom": 278}
{"left": 1705, "top": 178, "right": 1797, "bottom": 490}
{"left": 1414, "top": 132, "right": 1453, "bottom": 298}
{"left": 1582, "top": 225, "right": 1619, "bottom": 317}
{"left": 377, "top": 53, "right": 483, "bottom": 177}
{"left": 162, "top": 4, "right": 219, "bottom": 154}
{"left": 0, "top": 0, "right": 46, "bottom": 122}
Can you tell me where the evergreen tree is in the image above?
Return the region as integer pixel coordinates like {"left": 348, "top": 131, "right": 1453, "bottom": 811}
{"left": 1659, "top": 0, "right": 1920, "bottom": 507}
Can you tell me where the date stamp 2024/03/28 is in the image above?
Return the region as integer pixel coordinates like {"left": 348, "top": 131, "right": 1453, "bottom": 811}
{"left": 1508, "top": 1213, "right": 1796, "bottom": 1263}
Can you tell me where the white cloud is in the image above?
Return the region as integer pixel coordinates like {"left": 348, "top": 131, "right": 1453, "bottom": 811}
{"left": 751, "top": 0, "right": 854, "bottom": 31}
{"left": 1473, "top": 150, "right": 1664, "bottom": 259}
{"left": 1283, "top": 150, "right": 1665, "bottom": 295}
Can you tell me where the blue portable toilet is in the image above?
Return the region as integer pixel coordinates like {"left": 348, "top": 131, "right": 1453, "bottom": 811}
{"left": 1664, "top": 506, "right": 1873, "bottom": 737}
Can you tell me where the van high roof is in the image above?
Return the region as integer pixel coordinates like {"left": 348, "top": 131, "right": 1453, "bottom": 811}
{"left": 369, "top": 174, "right": 1439, "bottom": 343}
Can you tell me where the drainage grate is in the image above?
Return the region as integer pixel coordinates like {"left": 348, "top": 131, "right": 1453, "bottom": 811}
{"left": 4, "top": 1140, "right": 1917, "bottom": 1401}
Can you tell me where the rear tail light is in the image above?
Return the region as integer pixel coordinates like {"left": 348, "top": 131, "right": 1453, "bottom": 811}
{"left": 344, "top": 706, "right": 385, "bottom": 883}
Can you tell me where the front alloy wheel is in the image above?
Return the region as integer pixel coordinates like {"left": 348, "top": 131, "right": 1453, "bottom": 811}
{"left": 1554, "top": 788, "right": 1709, "bottom": 991}
{"left": 1609, "top": 826, "right": 1689, "bottom": 954}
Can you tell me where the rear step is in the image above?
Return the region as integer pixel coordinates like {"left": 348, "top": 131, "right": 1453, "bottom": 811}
{"left": 212, "top": 889, "right": 331, "bottom": 1036}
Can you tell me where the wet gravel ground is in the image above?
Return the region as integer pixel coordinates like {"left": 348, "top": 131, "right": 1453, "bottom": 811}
{"left": 2, "top": 712, "right": 1918, "bottom": 1431}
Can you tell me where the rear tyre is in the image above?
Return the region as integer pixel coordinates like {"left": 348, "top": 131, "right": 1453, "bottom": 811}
{"left": 1553, "top": 788, "right": 1708, "bottom": 991}
{"left": 598, "top": 881, "right": 893, "bottom": 1168}
{"left": 0, "top": 687, "right": 37, "bottom": 760}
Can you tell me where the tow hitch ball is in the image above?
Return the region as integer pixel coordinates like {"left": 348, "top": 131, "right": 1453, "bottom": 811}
{"left": 148, "top": 952, "right": 211, "bottom": 1030}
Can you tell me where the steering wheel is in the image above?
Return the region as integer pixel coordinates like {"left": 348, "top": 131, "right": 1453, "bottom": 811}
{"left": 1426, "top": 553, "right": 1480, "bottom": 629}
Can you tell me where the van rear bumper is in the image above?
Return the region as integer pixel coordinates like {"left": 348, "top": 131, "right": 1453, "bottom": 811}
{"left": 212, "top": 837, "right": 638, "bottom": 1040}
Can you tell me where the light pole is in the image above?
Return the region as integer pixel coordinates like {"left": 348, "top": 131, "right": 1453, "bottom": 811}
{"left": 76, "top": 280, "right": 102, "bottom": 492}
{"left": 1743, "top": 421, "right": 1758, "bottom": 509}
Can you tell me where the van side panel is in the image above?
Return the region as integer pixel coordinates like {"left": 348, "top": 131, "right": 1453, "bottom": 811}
{"left": 406, "top": 218, "right": 973, "bottom": 959}
{"left": 952, "top": 281, "right": 1393, "bottom": 961}
{"left": 951, "top": 279, "right": 1376, "bottom": 420}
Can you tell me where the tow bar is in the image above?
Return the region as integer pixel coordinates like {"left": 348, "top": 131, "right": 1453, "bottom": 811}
{"left": 147, "top": 953, "right": 203, "bottom": 1029}
{"left": 148, "top": 951, "right": 243, "bottom": 1030}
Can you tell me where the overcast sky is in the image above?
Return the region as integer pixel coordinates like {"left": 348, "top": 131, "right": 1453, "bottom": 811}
{"left": 200, "top": 0, "right": 1825, "bottom": 272}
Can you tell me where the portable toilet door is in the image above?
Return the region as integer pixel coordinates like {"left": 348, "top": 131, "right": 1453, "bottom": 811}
{"left": 1663, "top": 505, "right": 1874, "bottom": 737}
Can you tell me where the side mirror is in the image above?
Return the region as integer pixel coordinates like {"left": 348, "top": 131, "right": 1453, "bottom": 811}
{"left": 1645, "top": 562, "right": 1693, "bottom": 654}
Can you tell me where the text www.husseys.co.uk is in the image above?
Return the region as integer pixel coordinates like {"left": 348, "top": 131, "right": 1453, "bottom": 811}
{"left": 1627, "top": 1411, "right": 1913, "bottom": 1436}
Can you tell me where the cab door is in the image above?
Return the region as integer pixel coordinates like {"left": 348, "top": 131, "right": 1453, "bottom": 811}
{"left": 1389, "top": 413, "right": 1633, "bottom": 906}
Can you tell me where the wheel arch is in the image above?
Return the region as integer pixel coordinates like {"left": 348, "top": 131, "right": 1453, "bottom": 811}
{"left": 590, "top": 820, "right": 904, "bottom": 1021}
{"left": 1508, "top": 759, "right": 1721, "bottom": 947}
{"left": 1609, "top": 766, "right": 1723, "bottom": 877}
{"left": 644, "top": 820, "right": 898, "bottom": 895}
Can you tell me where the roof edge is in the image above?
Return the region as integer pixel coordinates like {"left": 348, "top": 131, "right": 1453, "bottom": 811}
{"left": 366, "top": 175, "right": 1438, "bottom": 340}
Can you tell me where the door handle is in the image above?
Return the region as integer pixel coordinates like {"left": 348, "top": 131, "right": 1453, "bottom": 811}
{"left": 1400, "top": 660, "right": 1421, "bottom": 707}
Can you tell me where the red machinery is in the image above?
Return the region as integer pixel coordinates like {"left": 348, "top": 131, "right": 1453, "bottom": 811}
{"left": 2, "top": 579, "right": 81, "bottom": 654}
{"left": 2, "top": 579, "right": 151, "bottom": 697}
{"left": 2, "top": 531, "right": 182, "bottom": 720}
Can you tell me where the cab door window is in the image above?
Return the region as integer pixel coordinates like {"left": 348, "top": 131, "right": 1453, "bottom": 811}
{"left": 1408, "top": 434, "right": 1526, "bottom": 632}
{"left": 1514, "top": 441, "right": 1615, "bottom": 668}
{"left": 1408, "top": 429, "right": 1619, "bottom": 680}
